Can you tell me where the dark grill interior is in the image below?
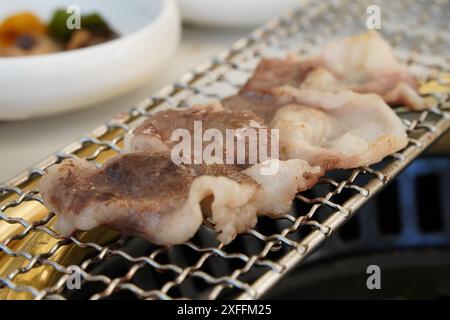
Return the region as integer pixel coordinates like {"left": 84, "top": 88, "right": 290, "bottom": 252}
{"left": 335, "top": 155, "right": 450, "bottom": 251}
{"left": 264, "top": 147, "right": 450, "bottom": 299}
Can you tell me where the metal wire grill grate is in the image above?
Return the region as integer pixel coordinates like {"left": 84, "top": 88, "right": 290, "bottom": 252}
{"left": 1, "top": 0, "right": 450, "bottom": 300}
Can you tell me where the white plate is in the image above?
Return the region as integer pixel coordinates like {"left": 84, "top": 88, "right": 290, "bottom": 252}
{"left": 177, "top": 0, "right": 300, "bottom": 28}
{"left": 0, "top": 0, "right": 180, "bottom": 120}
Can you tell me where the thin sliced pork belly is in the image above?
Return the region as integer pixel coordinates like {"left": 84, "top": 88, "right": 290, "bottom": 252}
{"left": 40, "top": 153, "right": 262, "bottom": 245}
{"left": 192, "top": 160, "right": 321, "bottom": 243}
{"left": 315, "top": 31, "right": 418, "bottom": 89}
{"left": 221, "top": 85, "right": 313, "bottom": 123}
{"left": 124, "top": 103, "right": 322, "bottom": 241}
{"left": 40, "top": 154, "right": 321, "bottom": 245}
{"left": 270, "top": 87, "right": 408, "bottom": 169}
{"left": 240, "top": 31, "right": 425, "bottom": 110}
{"left": 39, "top": 154, "right": 201, "bottom": 245}
{"left": 241, "top": 54, "right": 317, "bottom": 93}
{"left": 221, "top": 91, "right": 284, "bottom": 123}
{"left": 125, "top": 102, "right": 271, "bottom": 164}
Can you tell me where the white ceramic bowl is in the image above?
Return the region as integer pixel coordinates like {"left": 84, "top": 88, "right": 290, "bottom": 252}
{"left": 178, "top": 0, "right": 300, "bottom": 28}
{"left": 0, "top": 0, "right": 180, "bottom": 120}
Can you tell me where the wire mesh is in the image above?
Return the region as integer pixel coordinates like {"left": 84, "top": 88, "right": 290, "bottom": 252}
{"left": 0, "top": 0, "right": 450, "bottom": 300}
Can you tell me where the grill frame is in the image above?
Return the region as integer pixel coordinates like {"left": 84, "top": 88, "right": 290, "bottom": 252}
{"left": 1, "top": 0, "right": 450, "bottom": 300}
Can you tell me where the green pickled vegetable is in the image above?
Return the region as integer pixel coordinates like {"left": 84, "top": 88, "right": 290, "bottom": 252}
{"left": 81, "top": 13, "right": 111, "bottom": 34}
{"left": 47, "top": 9, "right": 115, "bottom": 43}
{"left": 47, "top": 9, "right": 73, "bottom": 42}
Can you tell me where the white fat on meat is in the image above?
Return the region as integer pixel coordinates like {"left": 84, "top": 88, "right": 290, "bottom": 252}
{"left": 270, "top": 87, "right": 408, "bottom": 169}
{"left": 302, "top": 31, "right": 425, "bottom": 110}
{"left": 244, "top": 159, "right": 322, "bottom": 217}
{"left": 190, "top": 175, "right": 259, "bottom": 244}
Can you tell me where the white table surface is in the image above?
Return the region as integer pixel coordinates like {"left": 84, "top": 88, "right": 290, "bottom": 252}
{"left": 0, "top": 25, "right": 253, "bottom": 182}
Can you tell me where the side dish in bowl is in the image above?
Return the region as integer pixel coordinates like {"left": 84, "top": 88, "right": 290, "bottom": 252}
{"left": 0, "top": 0, "right": 180, "bottom": 119}
{"left": 0, "top": 10, "right": 117, "bottom": 57}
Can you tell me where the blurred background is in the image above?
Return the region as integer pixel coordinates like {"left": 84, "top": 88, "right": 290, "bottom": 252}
{"left": 0, "top": 0, "right": 301, "bottom": 182}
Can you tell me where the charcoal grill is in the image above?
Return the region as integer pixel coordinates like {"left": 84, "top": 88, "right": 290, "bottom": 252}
{"left": 1, "top": 0, "right": 450, "bottom": 300}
